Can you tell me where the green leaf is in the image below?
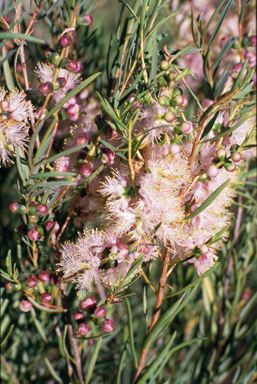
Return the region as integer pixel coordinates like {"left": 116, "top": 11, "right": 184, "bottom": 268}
{"left": 212, "top": 37, "right": 239, "bottom": 76}
{"left": 0, "top": 269, "right": 15, "bottom": 282}
{"left": 115, "top": 341, "right": 128, "bottom": 384}
{"left": 28, "top": 120, "right": 44, "bottom": 166}
{"left": 52, "top": 164, "right": 105, "bottom": 209}
{"left": 30, "top": 308, "right": 48, "bottom": 343}
{"left": 143, "top": 285, "right": 199, "bottom": 347}
{"left": 0, "top": 0, "right": 24, "bottom": 18}
{"left": 234, "top": 81, "right": 255, "bottom": 99}
{"left": 183, "top": 179, "right": 230, "bottom": 221}
{"left": 44, "top": 357, "right": 64, "bottom": 384}
{"left": 200, "top": 111, "right": 219, "bottom": 141}
{"left": 27, "top": 180, "right": 75, "bottom": 195}
{"left": 121, "top": 66, "right": 145, "bottom": 99}
{"left": 202, "top": 113, "right": 253, "bottom": 143}
{"left": 120, "top": 254, "right": 143, "bottom": 287}
{"left": 207, "top": 0, "right": 232, "bottom": 48}
{"left": 124, "top": 298, "right": 138, "bottom": 368}
{"left": 149, "top": 36, "right": 158, "bottom": 89}
{"left": 6, "top": 250, "right": 12, "bottom": 276}
{"left": 1, "top": 324, "right": 14, "bottom": 347}
{"left": 31, "top": 171, "right": 76, "bottom": 179}
{"left": 149, "top": 337, "right": 207, "bottom": 384}
{"left": 140, "top": 0, "right": 149, "bottom": 32}
{"left": 231, "top": 58, "right": 249, "bottom": 92}
{"left": 137, "top": 332, "right": 177, "bottom": 384}
{"left": 164, "top": 263, "right": 220, "bottom": 299}
{"left": 147, "top": 13, "right": 178, "bottom": 40}
{"left": 2, "top": 46, "right": 15, "bottom": 91}
{"left": 42, "top": 72, "right": 101, "bottom": 122}
{"left": 85, "top": 337, "right": 102, "bottom": 384}
{"left": 118, "top": 0, "right": 140, "bottom": 24}
{"left": 100, "top": 140, "right": 127, "bottom": 160}
{"left": 0, "top": 32, "right": 45, "bottom": 44}
{"left": 36, "top": 144, "right": 87, "bottom": 167}
{"left": 27, "top": 297, "right": 64, "bottom": 313}
{"left": 203, "top": 0, "right": 229, "bottom": 34}
{"left": 62, "top": 326, "right": 76, "bottom": 364}
{"left": 208, "top": 224, "right": 231, "bottom": 244}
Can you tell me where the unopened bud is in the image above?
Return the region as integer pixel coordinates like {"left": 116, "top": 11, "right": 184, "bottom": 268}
{"left": 216, "top": 148, "right": 226, "bottom": 161}
{"left": 94, "top": 306, "right": 106, "bottom": 318}
{"left": 27, "top": 275, "right": 38, "bottom": 288}
{"left": 164, "top": 111, "right": 176, "bottom": 123}
{"left": 160, "top": 60, "right": 169, "bottom": 70}
{"left": 78, "top": 323, "right": 89, "bottom": 335}
{"left": 220, "top": 36, "right": 229, "bottom": 48}
{"left": 231, "top": 152, "right": 241, "bottom": 162}
{"left": 41, "top": 292, "right": 52, "bottom": 303}
{"left": 76, "top": 14, "right": 93, "bottom": 26}
{"left": 224, "top": 160, "right": 236, "bottom": 172}
{"left": 199, "top": 244, "right": 209, "bottom": 254}
{"left": 207, "top": 165, "right": 219, "bottom": 178}
{"left": 75, "top": 136, "right": 87, "bottom": 146}
{"left": 181, "top": 121, "right": 193, "bottom": 135}
{"left": 27, "top": 228, "right": 40, "bottom": 241}
{"left": 39, "top": 82, "right": 53, "bottom": 95}
{"left": 80, "top": 164, "right": 92, "bottom": 178}
{"left": 74, "top": 312, "right": 84, "bottom": 321}
{"left": 158, "top": 96, "right": 170, "bottom": 107}
{"left": 79, "top": 297, "right": 96, "bottom": 311}
{"left": 46, "top": 221, "right": 60, "bottom": 233}
{"left": 102, "top": 319, "right": 114, "bottom": 333}
{"left": 60, "top": 34, "right": 72, "bottom": 47}
{"left": 20, "top": 300, "right": 32, "bottom": 312}
{"left": 38, "top": 270, "right": 50, "bottom": 283}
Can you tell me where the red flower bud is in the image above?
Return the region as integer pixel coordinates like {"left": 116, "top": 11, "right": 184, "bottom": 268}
{"left": 27, "top": 275, "right": 38, "bottom": 288}
{"left": 94, "top": 307, "right": 106, "bottom": 318}
{"left": 74, "top": 312, "right": 84, "bottom": 321}
{"left": 20, "top": 300, "right": 33, "bottom": 312}
{"left": 41, "top": 292, "right": 52, "bottom": 303}
{"left": 78, "top": 323, "right": 89, "bottom": 335}
{"left": 27, "top": 228, "right": 40, "bottom": 241}
{"left": 79, "top": 297, "right": 96, "bottom": 311}
{"left": 46, "top": 221, "right": 60, "bottom": 234}
{"left": 39, "top": 82, "right": 53, "bottom": 95}
{"left": 38, "top": 270, "right": 50, "bottom": 283}
{"left": 60, "top": 34, "right": 72, "bottom": 47}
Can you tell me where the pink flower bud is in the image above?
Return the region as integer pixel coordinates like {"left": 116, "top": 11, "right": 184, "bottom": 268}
{"left": 78, "top": 323, "right": 89, "bottom": 335}
{"left": 20, "top": 300, "right": 33, "bottom": 312}
{"left": 108, "top": 128, "right": 119, "bottom": 139}
{"left": 56, "top": 77, "right": 67, "bottom": 88}
{"left": 38, "top": 270, "right": 50, "bottom": 283}
{"left": 250, "top": 35, "right": 256, "bottom": 47}
{"left": 220, "top": 36, "right": 229, "bottom": 48}
{"left": 164, "top": 111, "right": 176, "bottom": 123}
{"left": 242, "top": 291, "right": 250, "bottom": 300}
{"left": 27, "top": 228, "right": 40, "bottom": 241}
{"left": 113, "top": 298, "right": 120, "bottom": 303}
{"left": 66, "top": 104, "right": 81, "bottom": 118}
{"left": 27, "top": 275, "right": 38, "bottom": 288}
{"left": 9, "top": 201, "right": 19, "bottom": 213}
{"left": 39, "top": 82, "right": 53, "bottom": 95}
{"left": 181, "top": 96, "right": 188, "bottom": 107}
{"left": 79, "top": 297, "right": 96, "bottom": 311}
{"left": 169, "top": 143, "right": 181, "bottom": 154}
{"left": 232, "top": 63, "right": 247, "bottom": 78}
{"left": 67, "top": 60, "right": 79, "bottom": 72}
{"left": 5, "top": 282, "right": 13, "bottom": 291}
{"left": 79, "top": 14, "right": 93, "bottom": 26}
{"left": 74, "top": 61, "right": 83, "bottom": 73}
{"left": 46, "top": 221, "right": 60, "bottom": 234}
{"left": 35, "top": 107, "right": 46, "bottom": 120}
{"left": 102, "top": 148, "right": 115, "bottom": 166}
{"left": 111, "top": 243, "right": 129, "bottom": 261}
{"left": 74, "top": 312, "right": 84, "bottom": 321}
{"left": 181, "top": 121, "right": 193, "bottom": 135}
{"left": 94, "top": 307, "right": 106, "bottom": 318}
{"left": 41, "top": 292, "right": 52, "bottom": 303}
{"left": 60, "top": 34, "right": 72, "bottom": 47}
{"left": 245, "top": 52, "right": 256, "bottom": 67}
{"left": 102, "top": 319, "right": 114, "bottom": 333}
{"left": 89, "top": 339, "right": 94, "bottom": 346}
{"left": 173, "top": 95, "right": 184, "bottom": 106}
{"left": 199, "top": 244, "right": 209, "bottom": 254}
{"left": 63, "top": 96, "right": 77, "bottom": 109}
{"left": 79, "top": 88, "right": 89, "bottom": 99}
{"left": 37, "top": 204, "right": 48, "bottom": 214}
{"left": 75, "top": 136, "right": 87, "bottom": 146}
{"left": 80, "top": 164, "right": 92, "bottom": 178}
{"left": 207, "top": 165, "right": 219, "bottom": 178}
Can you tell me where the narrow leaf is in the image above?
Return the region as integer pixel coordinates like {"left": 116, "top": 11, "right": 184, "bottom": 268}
{"left": 85, "top": 337, "right": 102, "bottom": 384}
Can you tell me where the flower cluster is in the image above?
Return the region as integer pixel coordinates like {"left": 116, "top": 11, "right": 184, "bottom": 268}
{"left": 0, "top": 88, "right": 32, "bottom": 166}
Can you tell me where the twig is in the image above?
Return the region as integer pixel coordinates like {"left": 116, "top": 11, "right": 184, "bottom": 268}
{"left": 132, "top": 248, "right": 171, "bottom": 383}
{"left": 57, "top": 194, "right": 80, "bottom": 242}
